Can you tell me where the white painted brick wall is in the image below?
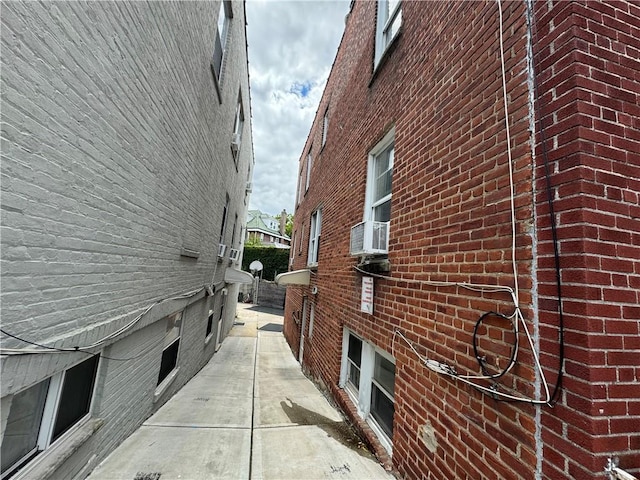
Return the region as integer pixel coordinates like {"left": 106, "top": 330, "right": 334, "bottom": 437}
{"left": 1, "top": 1, "right": 253, "bottom": 478}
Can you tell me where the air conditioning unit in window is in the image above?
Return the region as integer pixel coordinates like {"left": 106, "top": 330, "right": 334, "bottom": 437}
{"left": 231, "top": 133, "right": 241, "bottom": 153}
{"left": 218, "top": 244, "right": 227, "bottom": 258}
{"left": 229, "top": 248, "right": 240, "bottom": 262}
{"left": 350, "top": 220, "right": 389, "bottom": 256}
{"left": 245, "top": 182, "right": 252, "bottom": 193}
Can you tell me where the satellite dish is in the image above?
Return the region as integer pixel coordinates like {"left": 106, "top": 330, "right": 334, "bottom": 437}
{"left": 249, "top": 260, "right": 263, "bottom": 272}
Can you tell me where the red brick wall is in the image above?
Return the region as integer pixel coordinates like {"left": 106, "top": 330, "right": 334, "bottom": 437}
{"left": 285, "top": 1, "right": 639, "bottom": 479}
{"left": 534, "top": 1, "right": 640, "bottom": 478}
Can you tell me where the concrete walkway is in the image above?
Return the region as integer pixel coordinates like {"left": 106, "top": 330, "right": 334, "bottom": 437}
{"left": 88, "top": 304, "right": 394, "bottom": 479}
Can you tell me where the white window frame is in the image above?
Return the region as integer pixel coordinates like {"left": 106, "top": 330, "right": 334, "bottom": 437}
{"left": 205, "top": 309, "right": 215, "bottom": 343}
{"left": 232, "top": 93, "right": 244, "bottom": 161}
{"left": 220, "top": 194, "right": 229, "bottom": 244}
{"left": 374, "top": 0, "right": 402, "bottom": 67}
{"left": 297, "top": 167, "right": 304, "bottom": 205}
{"left": 364, "top": 128, "right": 395, "bottom": 223}
{"left": 307, "top": 209, "right": 322, "bottom": 266}
{"left": 1, "top": 355, "right": 100, "bottom": 479}
{"left": 339, "top": 329, "right": 395, "bottom": 454}
{"left": 155, "top": 311, "right": 184, "bottom": 397}
{"left": 322, "top": 109, "right": 329, "bottom": 147}
{"left": 298, "top": 223, "right": 304, "bottom": 255}
{"left": 212, "top": 0, "right": 233, "bottom": 83}
{"left": 305, "top": 150, "right": 312, "bottom": 192}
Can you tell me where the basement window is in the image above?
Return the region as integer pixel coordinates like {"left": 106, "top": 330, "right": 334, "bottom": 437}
{"left": 1, "top": 355, "right": 99, "bottom": 478}
{"left": 340, "top": 330, "right": 395, "bottom": 453}
{"left": 157, "top": 311, "right": 183, "bottom": 387}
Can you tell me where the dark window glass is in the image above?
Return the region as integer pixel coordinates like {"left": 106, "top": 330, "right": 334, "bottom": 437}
{"left": 348, "top": 335, "right": 362, "bottom": 367}
{"left": 158, "top": 339, "right": 180, "bottom": 385}
{"left": 371, "top": 384, "right": 394, "bottom": 438}
{"left": 1, "top": 380, "right": 49, "bottom": 474}
{"left": 206, "top": 312, "right": 214, "bottom": 337}
{"left": 52, "top": 355, "right": 99, "bottom": 442}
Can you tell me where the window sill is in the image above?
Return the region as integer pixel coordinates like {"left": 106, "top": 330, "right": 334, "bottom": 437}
{"left": 366, "top": 416, "right": 393, "bottom": 456}
{"left": 13, "top": 417, "right": 104, "bottom": 480}
{"left": 204, "top": 333, "right": 214, "bottom": 346}
{"left": 154, "top": 367, "right": 180, "bottom": 403}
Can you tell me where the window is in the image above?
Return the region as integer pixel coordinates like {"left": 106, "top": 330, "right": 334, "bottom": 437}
{"left": 212, "top": 0, "right": 232, "bottom": 82}
{"left": 297, "top": 167, "right": 304, "bottom": 206}
{"left": 346, "top": 334, "right": 362, "bottom": 395}
{"left": 374, "top": 0, "right": 402, "bottom": 66}
{"left": 305, "top": 150, "right": 312, "bottom": 192}
{"left": 322, "top": 109, "right": 329, "bottom": 147}
{"left": 231, "top": 214, "right": 238, "bottom": 247}
{"left": 1, "top": 355, "right": 99, "bottom": 478}
{"left": 157, "top": 311, "right": 183, "bottom": 386}
{"left": 371, "top": 352, "right": 395, "bottom": 438}
{"left": 231, "top": 94, "right": 244, "bottom": 160}
{"left": 366, "top": 130, "right": 394, "bottom": 223}
{"left": 340, "top": 330, "right": 395, "bottom": 452}
{"left": 307, "top": 209, "right": 322, "bottom": 266}
{"left": 206, "top": 309, "right": 214, "bottom": 339}
{"left": 299, "top": 223, "right": 304, "bottom": 255}
{"left": 220, "top": 194, "right": 229, "bottom": 243}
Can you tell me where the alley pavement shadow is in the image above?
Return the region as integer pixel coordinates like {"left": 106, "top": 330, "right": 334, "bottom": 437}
{"left": 279, "top": 398, "right": 374, "bottom": 460}
{"left": 244, "top": 305, "right": 285, "bottom": 315}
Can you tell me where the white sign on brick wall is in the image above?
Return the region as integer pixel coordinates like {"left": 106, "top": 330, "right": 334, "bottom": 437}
{"left": 361, "top": 276, "right": 374, "bottom": 314}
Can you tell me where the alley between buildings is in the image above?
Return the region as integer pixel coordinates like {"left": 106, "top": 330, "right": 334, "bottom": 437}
{"left": 86, "top": 304, "right": 393, "bottom": 480}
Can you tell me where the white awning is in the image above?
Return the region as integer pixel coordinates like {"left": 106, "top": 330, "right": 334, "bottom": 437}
{"left": 275, "top": 269, "right": 311, "bottom": 286}
{"left": 224, "top": 268, "right": 254, "bottom": 284}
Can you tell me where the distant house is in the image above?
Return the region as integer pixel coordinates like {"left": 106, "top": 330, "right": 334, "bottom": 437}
{"left": 246, "top": 209, "right": 291, "bottom": 248}
{"left": 279, "top": 1, "right": 640, "bottom": 479}
{"left": 0, "top": 1, "right": 253, "bottom": 479}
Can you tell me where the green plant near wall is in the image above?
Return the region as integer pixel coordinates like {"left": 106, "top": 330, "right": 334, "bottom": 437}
{"left": 242, "top": 246, "right": 290, "bottom": 280}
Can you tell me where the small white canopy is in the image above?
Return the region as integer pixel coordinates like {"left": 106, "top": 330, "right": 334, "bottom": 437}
{"left": 224, "top": 268, "right": 254, "bottom": 284}
{"left": 275, "top": 269, "right": 311, "bottom": 286}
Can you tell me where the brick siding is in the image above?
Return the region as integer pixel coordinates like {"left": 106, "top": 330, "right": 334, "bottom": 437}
{"left": 285, "top": 1, "right": 639, "bottom": 479}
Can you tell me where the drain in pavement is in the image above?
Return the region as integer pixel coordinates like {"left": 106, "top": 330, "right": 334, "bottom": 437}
{"left": 134, "top": 473, "right": 161, "bottom": 480}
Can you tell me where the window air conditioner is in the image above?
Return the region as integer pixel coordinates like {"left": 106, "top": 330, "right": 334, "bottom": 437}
{"left": 229, "top": 248, "right": 240, "bottom": 262}
{"left": 218, "top": 244, "right": 227, "bottom": 258}
{"left": 231, "top": 133, "right": 241, "bottom": 153}
{"left": 245, "top": 182, "right": 252, "bottom": 193}
{"left": 349, "top": 220, "right": 389, "bottom": 256}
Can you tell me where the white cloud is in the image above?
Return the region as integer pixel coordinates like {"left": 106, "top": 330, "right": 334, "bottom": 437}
{"left": 246, "top": 0, "right": 349, "bottom": 217}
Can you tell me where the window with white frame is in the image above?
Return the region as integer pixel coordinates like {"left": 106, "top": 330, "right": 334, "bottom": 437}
{"left": 0, "top": 355, "right": 99, "bottom": 478}
{"left": 366, "top": 130, "right": 394, "bottom": 223}
{"left": 206, "top": 309, "right": 214, "bottom": 339}
{"left": 231, "top": 94, "right": 244, "bottom": 160}
{"left": 322, "top": 108, "right": 329, "bottom": 147}
{"left": 307, "top": 209, "right": 322, "bottom": 266}
{"left": 231, "top": 214, "right": 238, "bottom": 247}
{"left": 374, "top": 0, "right": 402, "bottom": 66}
{"left": 340, "top": 330, "right": 395, "bottom": 452}
{"left": 297, "top": 167, "right": 304, "bottom": 206}
{"left": 157, "top": 311, "right": 183, "bottom": 386}
{"left": 212, "top": 0, "right": 232, "bottom": 83}
{"left": 305, "top": 150, "right": 312, "bottom": 192}
{"left": 220, "top": 194, "right": 229, "bottom": 243}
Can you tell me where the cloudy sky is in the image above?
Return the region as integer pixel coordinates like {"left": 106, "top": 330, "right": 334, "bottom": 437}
{"left": 246, "top": 0, "right": 350, "bottom": 217}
